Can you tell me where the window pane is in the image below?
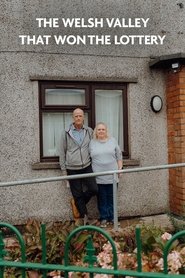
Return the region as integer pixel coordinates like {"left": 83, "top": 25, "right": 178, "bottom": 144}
{"left": 95, "top": 90, "right": 123, "bottom": 150}
{"left": 42, "top": 112, "right": 88, "bottom": 156}
{"left": 45, "top": 89, "right": 85, "bottom": 105}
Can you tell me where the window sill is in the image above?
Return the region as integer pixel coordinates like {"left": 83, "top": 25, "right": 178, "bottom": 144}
{"left": 32, "top": 159, "right": 140, "bottom": 170}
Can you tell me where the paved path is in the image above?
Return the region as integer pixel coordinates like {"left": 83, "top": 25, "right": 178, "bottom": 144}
{"left": 116, "top": 214, "right": 174, "bottom": 231}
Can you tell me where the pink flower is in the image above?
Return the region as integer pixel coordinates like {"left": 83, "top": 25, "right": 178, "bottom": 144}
{"left": 156, "top": 251, "right": 182, "bottom": 274}
{"left": 180, "top": 246, "right": 185, "bottom": 256}
{"left": 156, "top": 257, "right": 163, "bottom": 270}
{"left": 161, "top": 232, "right": 172, "bottom": 241}
{"left": 94, "top": 275, "right": 110, "bottom": 278}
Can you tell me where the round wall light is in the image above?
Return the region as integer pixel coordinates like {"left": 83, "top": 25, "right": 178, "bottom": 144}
{"left": 150, "top": 95, "right": 163, "bottom": 113}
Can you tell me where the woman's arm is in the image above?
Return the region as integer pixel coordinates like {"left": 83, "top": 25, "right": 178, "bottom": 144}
{"left": 117, "top": 159, "right": 123, "bottom": 170}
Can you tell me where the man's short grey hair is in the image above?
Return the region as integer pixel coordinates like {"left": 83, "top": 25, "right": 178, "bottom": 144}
{"left": 73, "top": 108, "right": 84, "bottom": 116}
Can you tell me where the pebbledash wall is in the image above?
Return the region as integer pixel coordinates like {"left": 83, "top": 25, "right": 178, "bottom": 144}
{"left": 1, "top": 0, "right": 185, "bottom": 224}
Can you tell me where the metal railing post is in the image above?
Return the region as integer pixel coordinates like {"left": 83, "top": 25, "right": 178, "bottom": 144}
{"left": 0, "top": 232, "right": 5, "bottom": 278}
{"left": 41, "top": 224, "right": 47, "bottom": 278}
{"left": 113, "top": 173, "right": 119, "bottom": 231}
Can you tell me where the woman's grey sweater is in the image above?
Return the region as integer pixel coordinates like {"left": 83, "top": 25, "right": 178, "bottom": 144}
{"left": 89, "top": 137, "right": 122, "bottom": 184}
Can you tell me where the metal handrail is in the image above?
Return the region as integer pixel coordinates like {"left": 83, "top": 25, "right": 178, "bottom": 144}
{"left": 1, "top": 162, "right": 185, "bottom": 230}
{"left": 0, "top": 162, "right": 185, "bottom": 187}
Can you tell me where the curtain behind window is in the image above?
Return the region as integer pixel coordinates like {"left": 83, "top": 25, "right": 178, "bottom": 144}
{"left": 43, "top": 89, "right": 86, "bottom": 156}
{"left": 95, "top": 90, "right": 123, "bottom": 150}
{"left": 43, "top": 113, "right": 72, "bottom": 156}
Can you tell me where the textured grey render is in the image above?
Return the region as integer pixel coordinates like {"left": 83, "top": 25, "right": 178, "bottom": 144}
{"left": 0, "top": 0, "right": 184, "bottom": 224}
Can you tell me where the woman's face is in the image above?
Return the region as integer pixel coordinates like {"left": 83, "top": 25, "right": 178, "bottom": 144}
{"left": 96, "top": 124, "right": 107, "bottom": 140}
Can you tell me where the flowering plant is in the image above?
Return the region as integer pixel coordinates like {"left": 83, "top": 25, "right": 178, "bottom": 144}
{"left": 65, "top": 226, "right": 185, "bottom": 278}
{"left": 4, "top": 221, "right": 185, "bottom": 277}
{"left": 94, "top": 230, "right": 185, "bottom": 275}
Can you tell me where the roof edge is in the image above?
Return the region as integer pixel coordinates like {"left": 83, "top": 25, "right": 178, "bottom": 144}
{"left": 149, "top": 53, "right": 185, "bottom": 68}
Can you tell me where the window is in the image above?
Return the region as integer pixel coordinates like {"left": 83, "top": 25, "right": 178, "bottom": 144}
{"left": 39, "top": 81, "right": 128, "bottom": 161}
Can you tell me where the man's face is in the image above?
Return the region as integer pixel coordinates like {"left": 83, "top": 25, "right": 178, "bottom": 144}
{"left": 73, "top": 109, "right": 84, "bottom": 127}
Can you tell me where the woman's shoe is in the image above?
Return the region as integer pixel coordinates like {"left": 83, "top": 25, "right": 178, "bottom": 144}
{"left": 100, "top": 220, "right": 107, "bottom": 228}
{"left": 107, "top": 221, "right": 120, "bottom": 226}
{"left": 107, "top": 221, "right": 113, "bottom": 226}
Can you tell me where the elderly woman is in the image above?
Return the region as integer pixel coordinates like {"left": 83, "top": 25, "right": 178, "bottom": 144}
{"left": 89, "top": 122, "right": 123, "bottom": 228}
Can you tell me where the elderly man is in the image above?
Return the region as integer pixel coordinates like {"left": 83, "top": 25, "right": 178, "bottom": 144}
{"left": 59, "top": 108, "right": 98, "bottom": 225}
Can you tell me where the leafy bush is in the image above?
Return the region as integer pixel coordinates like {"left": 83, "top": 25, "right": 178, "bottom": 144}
{"left": 169, "top": 213, "right": 185, "bottom": 243}
{"left": 3, "top": 219, "right": 185, "bottom": 276}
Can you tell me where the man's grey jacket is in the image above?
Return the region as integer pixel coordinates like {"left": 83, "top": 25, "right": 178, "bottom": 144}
{"left": 59, "top": 124, "right": 93, "bottom": 170}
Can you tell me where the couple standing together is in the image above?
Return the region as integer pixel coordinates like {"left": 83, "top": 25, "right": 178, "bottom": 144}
{"left": 59, "top": 108, "right": 123, "bottom": 227}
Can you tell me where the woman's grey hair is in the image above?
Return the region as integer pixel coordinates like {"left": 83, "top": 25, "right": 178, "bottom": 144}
{"left": 93, "top": 122, "right": 110, "bottom": 140}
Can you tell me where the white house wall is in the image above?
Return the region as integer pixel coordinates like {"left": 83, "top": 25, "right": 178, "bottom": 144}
{"left": 1, "top": 0, "right": 184, "bottom": 223}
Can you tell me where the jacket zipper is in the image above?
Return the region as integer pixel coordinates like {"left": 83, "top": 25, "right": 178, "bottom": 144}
{"left": 66, "top": 130, "right": 85, "bottom": 167}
